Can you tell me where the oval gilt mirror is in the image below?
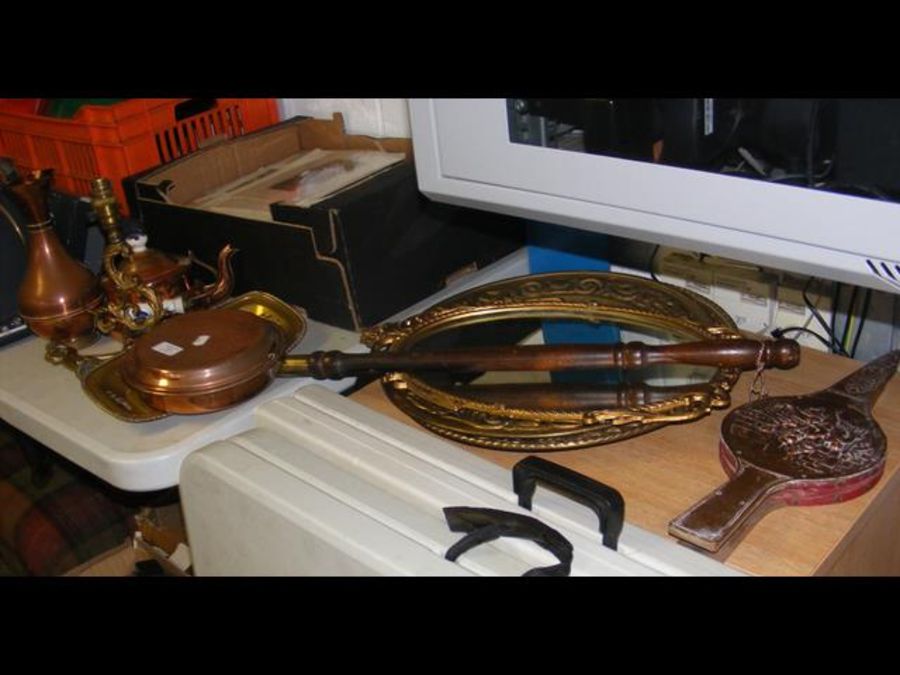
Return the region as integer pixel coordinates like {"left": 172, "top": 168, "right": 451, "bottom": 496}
{"left": 361, "top": 271, "right": 746, "bottom": 451}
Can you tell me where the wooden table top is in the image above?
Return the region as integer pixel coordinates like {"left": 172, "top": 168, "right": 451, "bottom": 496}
{"left": 351, "top": 347, "right": 900, "bottom": 576}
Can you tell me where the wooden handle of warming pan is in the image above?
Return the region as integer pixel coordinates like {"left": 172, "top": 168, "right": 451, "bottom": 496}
{"left": 278, "top": 338, "right": 800, "bottom": 380}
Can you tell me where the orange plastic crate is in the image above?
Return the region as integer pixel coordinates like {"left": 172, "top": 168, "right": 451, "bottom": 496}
{"left": 0, "top": 98, "right": 280, "bottom": 215}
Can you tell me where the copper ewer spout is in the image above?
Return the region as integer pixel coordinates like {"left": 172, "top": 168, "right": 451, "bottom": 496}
{"left": 9, "top": 169, "right": 53, "bottom": 222}
{"left": 12, "top": 170, "right": 102, "bottom": 345}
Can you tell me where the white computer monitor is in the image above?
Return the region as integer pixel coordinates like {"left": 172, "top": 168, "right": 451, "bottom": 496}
{"left": 408, "top": 98, "right": 900, "bottom": 294}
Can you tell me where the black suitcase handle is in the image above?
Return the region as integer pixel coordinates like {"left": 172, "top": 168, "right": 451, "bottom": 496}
{"left": 512, "top": 456, "right": 625, "bottom": 551}
{"left": 443, "top": 506, "right": 573, "bottom": 577}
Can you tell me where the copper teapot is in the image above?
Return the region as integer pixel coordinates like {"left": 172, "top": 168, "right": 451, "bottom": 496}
{"left": 108, "top": 233, "right": 236, "bottom": 311}
{"left": 104, "top": 232, "right": 191, "bottom": 304}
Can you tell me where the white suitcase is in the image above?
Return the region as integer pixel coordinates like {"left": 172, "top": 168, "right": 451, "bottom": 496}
{"left": 180, "top": 385, "right": 740, "bottom": 576}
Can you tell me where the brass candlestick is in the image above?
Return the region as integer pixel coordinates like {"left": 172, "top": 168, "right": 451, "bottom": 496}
{"left": 13, "top": 169, "right": 102, "bottom": 347}
{"left": 90, "top": 177, "right": 164, "bottom": 336}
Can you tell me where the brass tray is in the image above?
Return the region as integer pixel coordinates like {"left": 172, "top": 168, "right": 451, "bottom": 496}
{"left": 361, "top": 271, "right": 745, "bottom": 451}
{"left": 47, "top": 291, "right": 307, "bottom": 422}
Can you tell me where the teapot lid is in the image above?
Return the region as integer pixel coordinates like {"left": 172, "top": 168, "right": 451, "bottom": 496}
{"left": 120, "top": 234, "right": 189, "bottom": 284}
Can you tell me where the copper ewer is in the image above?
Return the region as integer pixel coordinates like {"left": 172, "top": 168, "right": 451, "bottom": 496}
{"left": 12, "top": 170, "right": 102, "bottom": 346}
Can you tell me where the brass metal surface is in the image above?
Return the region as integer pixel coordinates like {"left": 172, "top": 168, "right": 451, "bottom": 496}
{"left": 90, "top": 177, "right": 236, "bottom": 339}
{"left": 45, "top": 342, "right": 169, "bottom": 422}
{"left": 89, "top": 177, "right": 125, "bottom": 245}
{"left": 95, "top": 239, "right": 165, "bottom": 335}
{"left": 49, "top": 291, "right": 307, "bottom": 422}
{"left": 224, "top": 290, "right": 307, "bottom": 351}
{"left": 361, "top": 271, "right": 747, "bottom": 451}
{"left": 91, "top": 178, "right": 165, "bottom": 335}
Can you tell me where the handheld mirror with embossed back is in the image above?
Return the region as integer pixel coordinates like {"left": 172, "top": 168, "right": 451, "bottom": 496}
{"left": 669, "top": 350, "right": 900, "bottom": 554}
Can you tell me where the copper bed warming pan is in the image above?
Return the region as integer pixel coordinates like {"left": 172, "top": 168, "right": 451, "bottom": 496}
{"left": 117, "top": 308, "right": 798, "bottom": 416}
{"left": 105, "top": 278, "right": 798, "bottom": 420}
{"left": 45, "top": 291, "right": 308, "bottom": 422}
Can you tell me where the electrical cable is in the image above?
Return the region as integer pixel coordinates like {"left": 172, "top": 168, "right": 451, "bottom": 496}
{"left": 842, "top": 286, "right": 860, "bottom": 354}
{"left": 771, "top": 326, "right": 836, "bottom": 352}
{"left": 648, "top": 244, "right": 660, "bottom": 282}
{"left": 821, "top": 183, "right": 894, "bottom": 201}
{"left": 831, "top": 281, "right": 841, "bottom": 343}
{"left": 765, "top": 163, "right": 833, "bottom": 185}
{"left": 850, "top": 289, "right": 873, "bottom": 359}
{"left": 721, "top": 159, "right": 748, "bottom": 174}
{"left": 803, "top": 276, "right": 849, "bottom": 357}
{"left": 707, "top": 100, "right": 748, "bottom": 170}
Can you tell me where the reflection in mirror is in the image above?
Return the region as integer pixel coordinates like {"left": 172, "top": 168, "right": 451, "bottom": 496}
{"left": 508, "top": 98, "right": 900, "bottom": 204}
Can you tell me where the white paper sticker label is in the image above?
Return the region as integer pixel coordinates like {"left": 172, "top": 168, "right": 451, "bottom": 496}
{"left": 165, "top": 296, "right": 186, "bottom": 314}
{"left": 193, "top": 335, "right": 211, "bottom": 346}
{"left": 152, "top": 341, "right": 184, "bottom": 356}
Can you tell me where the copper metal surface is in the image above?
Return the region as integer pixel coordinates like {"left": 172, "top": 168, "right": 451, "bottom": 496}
{"left": 120, "top": 308, "right": 283, "bottom": 396}
{"left": 91, "top": 176, "right": 161, "bottom": 335}
{"left": 181, "top": 244, "right": 237, "bottom": 309}
{"left": 8, "top": 169, "right": 53, "bottom": 222}
{"left": 120, "top": 272, "right": 776, "bottom": 421}
{"left": 90, "top": 176, "right": 235, "bottom": 341}
{"left": 668, "top": 350, "right": 900, "bottom": 554}
{"left": 12, "top": 170, "right": 102, "bottom": 344}
{"left": 92, "top": 177, "right": 188, "bottom": 297}
{"left": 48, "top": 291, "right": 307, "bottom": 422}
{"left": 112, "top": 243, "right": 191, "bottom": 297}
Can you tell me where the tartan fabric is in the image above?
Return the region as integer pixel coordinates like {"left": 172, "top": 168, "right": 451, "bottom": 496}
{"left": 0, "top": 427, "right": 137, "bottom": 576}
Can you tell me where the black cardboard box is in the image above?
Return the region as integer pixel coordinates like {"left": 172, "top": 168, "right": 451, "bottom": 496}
{"left": 125, "top": 114, "right": 525, "bottom": 330}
